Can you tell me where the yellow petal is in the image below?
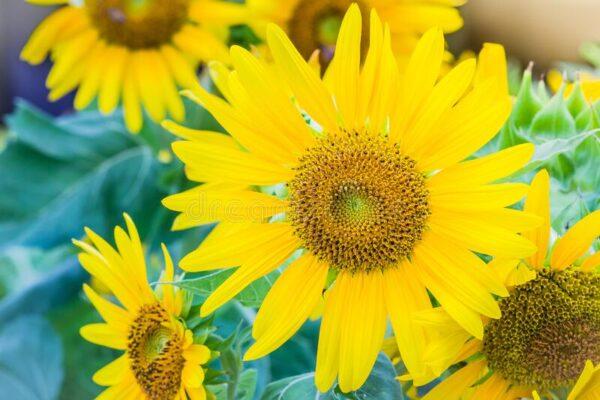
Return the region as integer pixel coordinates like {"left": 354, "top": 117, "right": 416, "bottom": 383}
{"left": 74, "top": 41, "right": 107, "bottom": 110}
{"left": 98, "top": 47, "right": 127, "bottom": 115}
{"left": 551, "top": 210, "right": 600, "bottom": 270}
{"left": 200, "top": 233, "right": 301, "bottom": 316}
{"left": 266, "top": 24, "right": 338, "bottom": 133}
{"left": 523, "top": 169, "right": 551, "bottom": 269}
{"left": 430, "top": 211, "right": 537, "bottom": 259}
{"left": 427, "top": 143, "right": 534, "bottom": 189}
{"left": 161, "top": 45, "right": 198, "bottom": 89}
{"left": 122, "top": 62, "right": 143, "bottom": 133}
{"left": 245, "top": 253, "right": 328, "bottom": 360}
{"left": 390, "top": 27, "right": 444, "bottom": 143}
{"left": 182, "top": 222, "right": 296, "bottom": 272}
{"left": 568, "top": 360, "right": 600, "bottom": 400}
{"left": 80, "top": 323, "right": 127, "bottom": 349}
{"left": 470, "top": 372, "right": 511, "bottom": 399}
{"left": 402, "top": 58, "right": 476, "bottom": 159}
{"left": 93, "top": 354, "right": 129, "bottom": 386}
{"left": 315, "top": 278, "right": 345, "bottom": 392}
{"left": 20, "top": 7, "right": 84, "bottom": 64}
{"left": 337, "top": 272, "right": 387, "bottom": 393}
{"left": 229, "top": 46, "right": 316, "bottom": 153}
{"left": 172, "top": 140, "right": 294, "bottom": 185}
{"left": 133, "top": 51, "right": 166, "bottom": 122}
{"left": 417, "top": 79, "right": 511, "bottom": 171}
{"left": 162, "top": 188, "right": 287, "bottom": 226}
{"left": 384, "top": 263, "right": 432, "bottom": 383}
{"left": 184, "top": 84, "right": 302, "bottom": 166}
{"left": 184, "top": 344, "right": 211, "bottom": 364}
{"left": 413, "top": 234, "right": 503, "bottom": 319}
{"left": 421, "top": 361, "right": 487, "bottom": 400}
{"left": 82, "top": 284, "right": 130, "bottom": 332}
{"left": 325, "top": 4, "right": 362, "bottom": 128}
{"left": 475, "top": 43, "right": 508, "bottom": 95}
{"left": 429, "top": 183, "right": 529, "bottom": 211}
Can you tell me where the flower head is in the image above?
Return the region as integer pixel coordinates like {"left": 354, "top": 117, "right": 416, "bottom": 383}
{"left": 413, "top": 170, "right": 600, "bottom": 400}
{"left": 74, "top": 214, "right": 211, "bottom": 399}
{"left": 164, "top": 5, "right": 537, "bottom": 392}
{"left": 21, "top": 0, "right": 247, "bottom": 132}
{"left": 242, "top": 0, "right": 465, "bottom": 66}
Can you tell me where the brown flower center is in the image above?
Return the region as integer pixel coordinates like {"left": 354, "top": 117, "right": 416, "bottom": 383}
{"left": 287, "top": 0, "right": 369, "bottom": 64}
{"left": 483, "top": 269, "right": 600, "bottom": 390}
{"left": 128, "top": 303, "right": 185, "bottom": 399}
{"left": 288, "top": 130, "right": 430, "bottom": 273}
{"left": 85, "top": 0, "right": 190, "bottom": 49}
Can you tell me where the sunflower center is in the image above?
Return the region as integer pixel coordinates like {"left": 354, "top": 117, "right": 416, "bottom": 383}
{"left": 85, "top": 0, "right": 190, "bottom": 49}
{"left": 288, "top": 0, "right": 369, "bottom": 62}
{"left": 128, "top": 303, "right": 185, "bottom": 399}
{"left": 483, "top": 269, "right": 600, "bottom": 390}
{"left": 288, "top": 130, "right": 430, "bottom": 273}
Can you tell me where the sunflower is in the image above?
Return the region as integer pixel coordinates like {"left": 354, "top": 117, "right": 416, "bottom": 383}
{"left": 21, "top": 0, "right": 248, "bottom": 133}
{"left": 73, "top": 214, "right": 212, "bottom": 400}
{"left": 243, "top": 0, "right": 465, "bottom": 66}
{"left": 411, "top": 169, "right": 600, "bottom": 400}
{"left": 547, "top": 70, "right": 600, "bottom": 102}
{"left": 163, "top": 5, "right": 539, "bottom": 392}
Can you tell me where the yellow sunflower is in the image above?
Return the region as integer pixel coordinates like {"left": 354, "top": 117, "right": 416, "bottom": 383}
{"left": 163, "top": 5, "right": 539, "bottom": 392}
{"left": 73, "top": 214, "right": 212, "bottom": 399}
{"left": 547, "top": 70, "right": 600, "bottom": 102}
{"left": 411, "top": 169, "right": 600, "bottom": 400}
{"left": 21, "top": 0, "right": 248, "bottom": 133}
{"left": 243, "top": 0, "right": 465, "bottom": 66}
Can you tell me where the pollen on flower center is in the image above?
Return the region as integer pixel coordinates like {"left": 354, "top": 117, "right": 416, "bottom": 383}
{"left": 288, "top": 130, "right": 430, "bottom": 273}
{"left": 128, "top": 303, "right": 185, "bottom": 399}
{"left": 288, "top": 0, "right": 369, "bottom": 61}
{"left": 85, "top": 0, "right": 190, "bottom": 49}
{"left": 483, "top": 269, "right": 600, "bottom": 390}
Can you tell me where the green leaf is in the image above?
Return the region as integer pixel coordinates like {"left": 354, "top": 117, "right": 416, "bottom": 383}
{"left": 0, "top": 251, "right": 84, "bottom": 323}
{"left": 523, "top": 130, "right": 599, "bottom": 173}
{"left": 0, "top": 315, "right": 64, "bottom": 400}
{"left": 50, "top": 298, "right": 119, "bottom": 399}
{"left": 175, "top": 269, "right": 282, "bottom": 308}
{"left": 260, "top": 354, "right": 403, "bottom": 400}
{"left": 0, "top": 100, "right": 170, "bottom": 250}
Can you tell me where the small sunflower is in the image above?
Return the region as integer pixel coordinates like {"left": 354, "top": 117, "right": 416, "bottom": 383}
{"left": 243, "top": 0, "right": 465, "bottom": 66}
{"left": 413, "top": 170, "right": 600, "bottom": 400}
{"left": 163, "top": 5, "right": 538, "bottom": 392}
{"left": 547, "top": 70, "right": 600, "bottom": 102}
{"left": 74, "top": 214, "right": 212, "bottom": 399}
{"left": 21, "top": 0, "right": 248, "bottom": 133}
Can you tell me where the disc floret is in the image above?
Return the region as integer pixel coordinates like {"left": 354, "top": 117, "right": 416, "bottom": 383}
{"left": 288, "top": 130, "right": 430, "bottom": 273}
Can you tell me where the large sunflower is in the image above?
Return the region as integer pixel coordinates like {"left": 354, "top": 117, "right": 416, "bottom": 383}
{"left": 413, "top": 170, "right": 600, "bottom": 400}
{"left": 74, "top": 214, "right": 212, "bottom": 399}
{"left": 163, "top": 5, "right": 538, "bottom": 392}
{"left": 21, "top": 0, "right": 248, "bottom": 133}
{"left": 243, "top": 0, "right": 465, "bottom": 66}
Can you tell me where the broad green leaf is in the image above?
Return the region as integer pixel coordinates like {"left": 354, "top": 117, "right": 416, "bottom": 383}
{"left": 0, "top": 100, "right": 170, "bottom": 250}
{"left": 0, "top": 316, "right": 64, "bottom": 400}
{"left": 260, "top": 354, "right": 403, "bottom": 400}
{"left": 523, "top": 130, "right": 599, "bottom": 173}
{"left": 175, "top": 269, "right": 282, "bottom": 308}
{"left": 50, "top": 298, "right": 119, "bottom": 400}
{"left": 0, "top": 251, "right": 84, "bottom": 323}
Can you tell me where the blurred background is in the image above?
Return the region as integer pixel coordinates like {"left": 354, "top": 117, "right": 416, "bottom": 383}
{"left": 2, "top": 0, "right": 600, "bottom": 119}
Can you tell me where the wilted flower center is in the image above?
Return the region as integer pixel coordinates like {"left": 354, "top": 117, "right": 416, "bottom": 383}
{"left": 288, "top": 130, "right": 430, "bottom": 273}
{"left": 288, "top": 0, "right": 369, "bottom": 63}
{"left": 483, "top": 269, "right": 600, "bottom": 390}
{"left": 128, "top": 303, "right": 185, "bottom": 399}
{"left": 85, "top": 0, "right": 190, "bottom": 49}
